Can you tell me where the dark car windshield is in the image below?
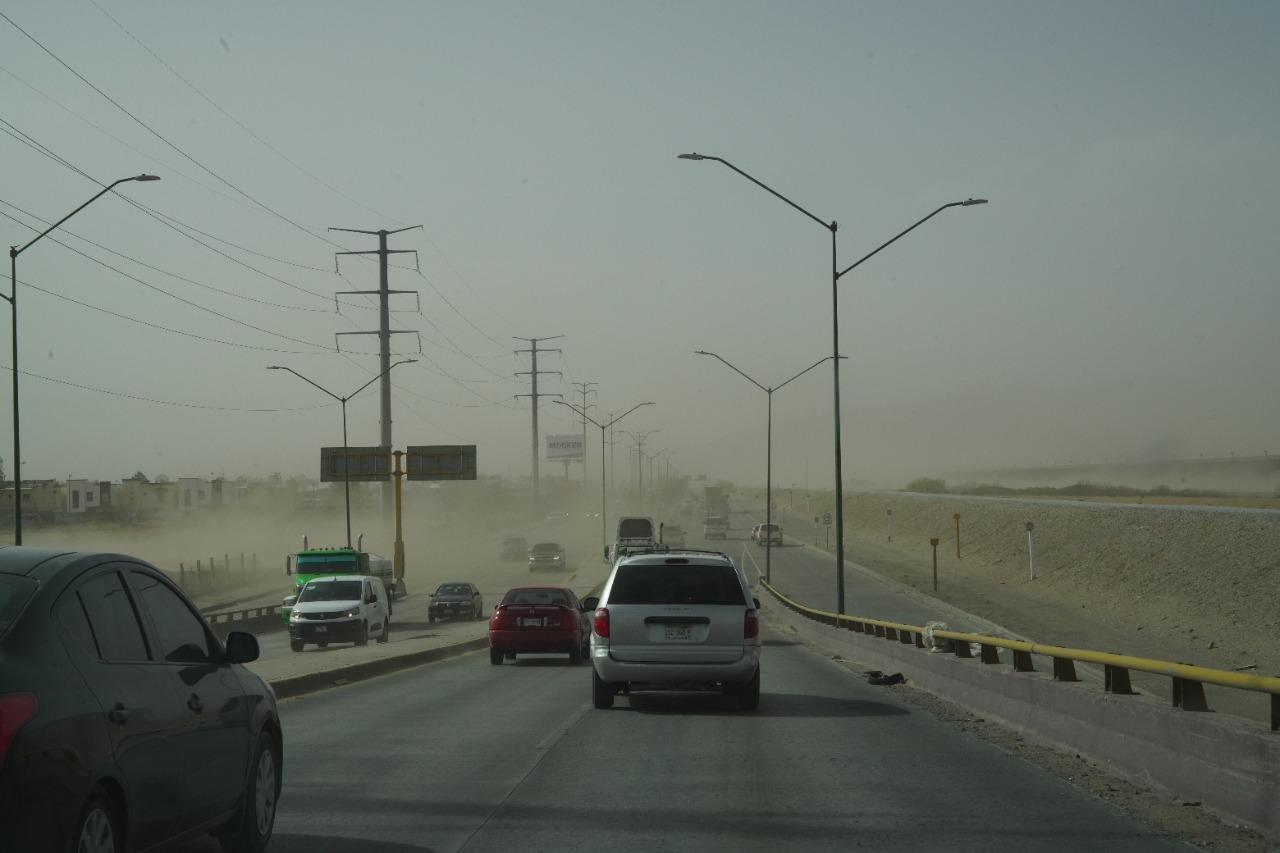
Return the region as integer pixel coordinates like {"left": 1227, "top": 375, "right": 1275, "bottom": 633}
{"left": 436, "top": 584, "right": 471, "bottom": 596}
{"left": 531, "top": 544, "right": 561, "bottom": 553}
{"left": 298, "top": 580, "right": 363, "bottom": 603}
{"left": 609, "top": 564, "right": 746, "bottom": 606}
{"left": 0, "top": 575, "right": 37, "bottom": 637}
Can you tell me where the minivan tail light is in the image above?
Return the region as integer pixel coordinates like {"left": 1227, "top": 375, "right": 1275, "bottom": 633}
{"left": 593, "top": 608, "right": 610, "bottom": 638}
{"left": 744, "top": 609, "right": 759, "bottom": 639}
{"left": 0, "top": 692, "right": 38, "bottom": 767}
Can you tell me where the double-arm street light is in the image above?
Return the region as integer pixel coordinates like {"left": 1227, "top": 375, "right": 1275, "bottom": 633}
{"left": 695, "top": 351, "right": 835, "bottom": 584}
{"left": 269, "top": 359, "right": 417, "bottom": 548}
{"left": 554, "top": 400, "right": 653, "bottom": 554}
{"left": 5, "top": 173, "right": 161, "bottom": 544}
{"left": 622, "top": 429, "right": 660, "bottom": 506}
{"left": 680, "top": 151, "right": 986, "bottom": 618}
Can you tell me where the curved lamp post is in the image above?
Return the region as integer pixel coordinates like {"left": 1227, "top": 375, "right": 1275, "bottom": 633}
{"left": 554, "top": 399, "right": 653, "bottom": 554}
{"left": 679, "top": 151, "right": 986, "bottom": 618}
{"left": 269, "top": 359, "right": 416, "bottom": 548}
{"left": 5, "top": 174, "right": 160, "bottom": 543}
{"left": 695, "top": 351, "right": 835, "bottom": 584}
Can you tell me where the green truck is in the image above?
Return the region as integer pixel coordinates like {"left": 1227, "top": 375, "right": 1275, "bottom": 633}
{"left": 282, "top": 537, "right": 396, "bottom": 621}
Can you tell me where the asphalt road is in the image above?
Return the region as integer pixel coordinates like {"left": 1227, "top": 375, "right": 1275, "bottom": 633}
{"left": 173, "top": 612, "right": 1193, "bottom": 852}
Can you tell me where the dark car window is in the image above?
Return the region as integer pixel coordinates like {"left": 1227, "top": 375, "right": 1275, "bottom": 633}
{"left": 503, "top": 588, "right": 568, "bottom": 606}
{"left": 0, "top": 575, "right": 36, "bottom": 637}
{"left": 610, "top": 565, "right": 746, "bottom": 606}
{"left": 298, "top": 580, "right": 363, "bottom": 602}
{"left": 76, "top": 571, "right": 150, "bottom": 662}
{"left": 131, "top": 570, "right": 213, "bottom": 665}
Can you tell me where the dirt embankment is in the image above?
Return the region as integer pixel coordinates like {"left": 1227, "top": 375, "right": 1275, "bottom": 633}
{"left": 750, "top": 489, "right": 1280, "bottom": 679}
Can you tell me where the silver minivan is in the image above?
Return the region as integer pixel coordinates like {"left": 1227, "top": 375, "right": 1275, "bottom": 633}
{"left": 586, "top": 552, "right": 761, "bottom": 710}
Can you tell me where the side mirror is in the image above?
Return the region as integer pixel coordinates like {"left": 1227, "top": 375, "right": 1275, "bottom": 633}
{"left": 583, "top": 596, "right": 600, "bottom": 611}
{"left": 753, "top": 597, "right": 761, "bottom": 610}
{"left": 224, "top": 631, "right": 260, "bottom": 664}
{"left": 285, "top": 565, "right": 292, "bottom": 576}
{"left": 283, "top": 594, "right": 297, "bottom": 608}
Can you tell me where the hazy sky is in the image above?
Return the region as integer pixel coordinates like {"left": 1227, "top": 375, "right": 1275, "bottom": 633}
{"left": 3, "top": 1, "right": 1278, "bottom": 491}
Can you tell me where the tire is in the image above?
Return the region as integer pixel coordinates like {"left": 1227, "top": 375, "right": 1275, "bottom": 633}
{"left": 489, "top": 647, "right": 503, "bottom": 665}
{"left": 377, "top": 616, "right": 390, "bottom": 644}
{"left": 736, "top": 667, "right": 761, "bottom": 711}
{"left": 73, "top": 788, "right": 120, "bottom": 853}
{"left": 568, "top": 643, "right": 582, "bottom": 665}
{"left": 505, "top": 651, "right": 516, "bottom": 660}
{"left": 218, "top": 731, "right": 279, "bottom": 853}
{"left": 581, "top": 642, "right": 591, "bottom": 664}
{"left": 355, "top": 622, "right": 369, "bottom": 646}
{"left": 592, "top": 669, "right": 614, "bottom": 710}
{"left": 475, "top": 602, "right": 484, "bottom": 620}
{"left": 427, "top": 613, "right": 435, "bottom": 623}
{"left": 317, "top": 642, "right": 328, "bottom": 649}
{"left": 289, "top": 639, "right": 304, "bottom": 653}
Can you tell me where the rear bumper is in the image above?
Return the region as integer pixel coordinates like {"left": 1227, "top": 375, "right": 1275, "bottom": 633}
{"left": 489, "top": 628, "right": 580, "bottom": 653}
{"left": 591, "top": 644, "right": 760, "bottom": 686}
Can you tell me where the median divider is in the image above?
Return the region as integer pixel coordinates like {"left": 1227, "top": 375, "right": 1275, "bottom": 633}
{"left": 267, "top": 637, "right": 490, "bottom": 700}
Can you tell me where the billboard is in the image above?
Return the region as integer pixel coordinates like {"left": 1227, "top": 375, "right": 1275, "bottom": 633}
{"left": 406, "top": 445, "right": 477, "bottom": 481}
{"left": 546, "top": 434, "right": 585, "bottom": 461}
{"left": 320, "top": 446, "right": 391, "bottom": 483}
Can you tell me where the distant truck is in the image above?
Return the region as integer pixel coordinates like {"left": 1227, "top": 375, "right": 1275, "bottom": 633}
{"left": 282, "top": 535, "right": 395, "bottom": 621}
{"left": 608, "top": 516, "right": 659, "bottom": 564}
{"left": 704, "top": 486, "right": 728, "bottom": 519}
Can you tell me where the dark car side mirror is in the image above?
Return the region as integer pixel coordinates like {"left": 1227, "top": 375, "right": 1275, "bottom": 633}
{"left": 224, "top": 631, "right": 260, "bottom": 664}
{"left": 753, "top": 597, "right": 761, "bottom": 610}
{"left": 583, "top": 596, "right": 600, "bottom": 611}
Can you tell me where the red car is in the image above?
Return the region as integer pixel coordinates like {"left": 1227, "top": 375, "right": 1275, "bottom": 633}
{"left": 488, "top": 585, "right": 592, "bottom": 665}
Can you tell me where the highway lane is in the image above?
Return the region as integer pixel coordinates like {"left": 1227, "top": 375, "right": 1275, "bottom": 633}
{"left": 173, "top": 618, "right": 1190, "bottom": 852}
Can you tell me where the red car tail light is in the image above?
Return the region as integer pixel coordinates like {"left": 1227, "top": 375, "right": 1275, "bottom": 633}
{"left": 744, "top": 609, "right": 759, "bottom": 639}
{"left": 0, "top": 692, "right": 38, "bottom": 767}
{"left": 560, "top": 609, "right": 577, "bottom": 629}
{"left": 593, "top": 608, "right": 610, "bottom": 638}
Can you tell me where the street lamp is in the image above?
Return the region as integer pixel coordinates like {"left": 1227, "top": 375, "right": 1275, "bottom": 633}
{"left": 554, "top": 400, "right": 653, "bottom": 554}
{"left": 695, "top": 350, "right": 834, "bottom": 584}
{"left": 679, "top": 151, "right": 986, "bottom": 618}
{"left": 268, "top": 359, "right": 416, "bottom": 548}
{"left": 5, "top": 174, "right": 160, "bottom": 543}
{"left": 622, "top": 429, "right": 660, "bottom": 507}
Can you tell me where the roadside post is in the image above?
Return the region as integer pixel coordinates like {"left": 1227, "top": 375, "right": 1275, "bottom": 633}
{"left": 887, "top": 508, "right": 893, "bottom": 542}
{"left": 930, "top": 537, "right": 939, "bottom": 591}
{"left": 823, "top": 511, "right": 832, "bottom": 549}
{"left": 954, "top": 513, "right": 962, "bottom": 558}
{"left": 1026, "top": 522, "right": 1036, "bottom": 580}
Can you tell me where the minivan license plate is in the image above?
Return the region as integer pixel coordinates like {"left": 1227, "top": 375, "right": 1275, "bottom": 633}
{"left": 314, "top": 625, "right": 327, "bottom": 633}
{"left": 663, "top": 624, "right": 691, "bottom": 641}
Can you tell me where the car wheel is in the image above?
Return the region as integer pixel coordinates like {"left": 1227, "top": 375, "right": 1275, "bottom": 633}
{"left": 428, "top": 613, "right": 435, "bottom": 623}
{"left": 569, "top": 643, "right": 582, "bottom": 665}
{"left": 736, "top": 667, "right": 761, "bottom": 711}
{"left": 377, "top": 617, "right": 390, "bottom": 644}
{"left": 592, "top": 669, "right": 614, "bottom": 710}
{"left": 489, "top": 647, "right": 503, "bottom": 665}
{"left": 218, "top": 731, "right": 279, "bottom": 853}
{"left": 356, "top": 622, "right": 369, "bottom": 646}
{"left": 505, "top": 651, "right": 516, "bottom": 660}
{"left": 74, "top": 788, "right": 120, "bottom": 853}
{"left": 289, "top": 639, "right": 304, "bottom": 653}
{"left": 581, "top": 641, "right": 591, "bottom": 663}
{"left": 317, "top": 642, "right": 328, "bottom": 648}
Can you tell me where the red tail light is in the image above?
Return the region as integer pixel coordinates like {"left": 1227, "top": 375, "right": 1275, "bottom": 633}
{"left": 744, "top": 609, "right": 759, "bottom": 639}
{"left": 560, "top": 609, "right": 577, "bottom": 629}
{"left": 593, "top": 608, "right": 610, "bottom": 638}
{"left": 0, "top": 693, "right": 38, "bottom": 767}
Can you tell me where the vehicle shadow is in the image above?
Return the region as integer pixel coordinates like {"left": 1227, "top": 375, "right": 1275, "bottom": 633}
{"left": 503, "top": 657, "right": 584, "bottom": 667}
{"left": 619, "top": 691, "right": 910, "bottom": 719}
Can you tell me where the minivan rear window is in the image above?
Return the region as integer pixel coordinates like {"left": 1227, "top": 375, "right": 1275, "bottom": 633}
{"left": 609, "top": 564, "right": 745, "bottom": 606}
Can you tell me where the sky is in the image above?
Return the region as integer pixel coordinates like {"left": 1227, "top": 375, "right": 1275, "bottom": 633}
{"left": 2, "top": 1, "right": 1278, "bottom": 493}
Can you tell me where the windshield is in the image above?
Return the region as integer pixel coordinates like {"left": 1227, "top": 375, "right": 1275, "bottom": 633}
{"left": 502, "top": 588, "right": 568, "bottom": 606}
{"left": 435, "top": 584, "right": 471, "bottom": 596}
{"left": 297, "top": 580, "right": 363, "bottom": 603}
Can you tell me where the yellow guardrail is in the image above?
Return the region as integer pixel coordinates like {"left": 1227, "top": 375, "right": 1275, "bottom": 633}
{"left": 761, "top": 580, "right": 1280, "bottom": 731}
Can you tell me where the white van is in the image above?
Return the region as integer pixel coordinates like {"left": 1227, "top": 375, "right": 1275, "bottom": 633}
{"left": 287, "top": 574, "right": 391, "bottom": 651}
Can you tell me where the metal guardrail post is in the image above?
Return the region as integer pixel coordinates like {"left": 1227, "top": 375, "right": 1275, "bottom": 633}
{"left": 1105, "top": 664, "right": 1134, "bottom": 694}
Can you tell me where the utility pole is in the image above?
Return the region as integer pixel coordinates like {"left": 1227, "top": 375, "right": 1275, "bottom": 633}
{"left": 515, "top": 336, "right": 562, "bottom": 513}
{"left": 571, "top": 382, "right": 597, "bottom": 485}
{"left": 330, "top": 225, "right": 423, "bottom": 518}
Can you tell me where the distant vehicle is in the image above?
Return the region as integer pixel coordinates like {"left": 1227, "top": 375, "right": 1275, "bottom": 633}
{"left": 587, "top": 551, "right": 761, "bottom": 710}
{"left": 0, "top": 547, "right": 282, "bottom": 853}
{"left": 283, "top": 536, "right": 396, "bottom": 622}
{"left": 288, "top": 574, "right": 391, "bottom": 651}
{"left": 616, "top": 516, "right": 656, "bottom": 541}
{"left": 429, "top": 581, "right": 484, "bottom": 622}
{"left": 528, "top": 542, "right": 567, "bottom": 571}
{"left": 751, "top": 523, "right": 783, "bottom": 546}
{"left": 703, "top": 516, "right": 728, "bottom": 539}
{"left": 500, "top": 535, "right": 529, "bottom": 561}
{"left": 546, "top": 510, "right": 569, "bottom": 523}
{"left": 662, "top": 524, "right": 686, "bottom": 548}
{"left": 488, "top": 585, "right": 592, "bottom": 664}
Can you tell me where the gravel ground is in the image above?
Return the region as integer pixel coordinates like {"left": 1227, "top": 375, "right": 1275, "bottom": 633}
{"left": 758, "top": 489, "right": 1280, "bottom": 850}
